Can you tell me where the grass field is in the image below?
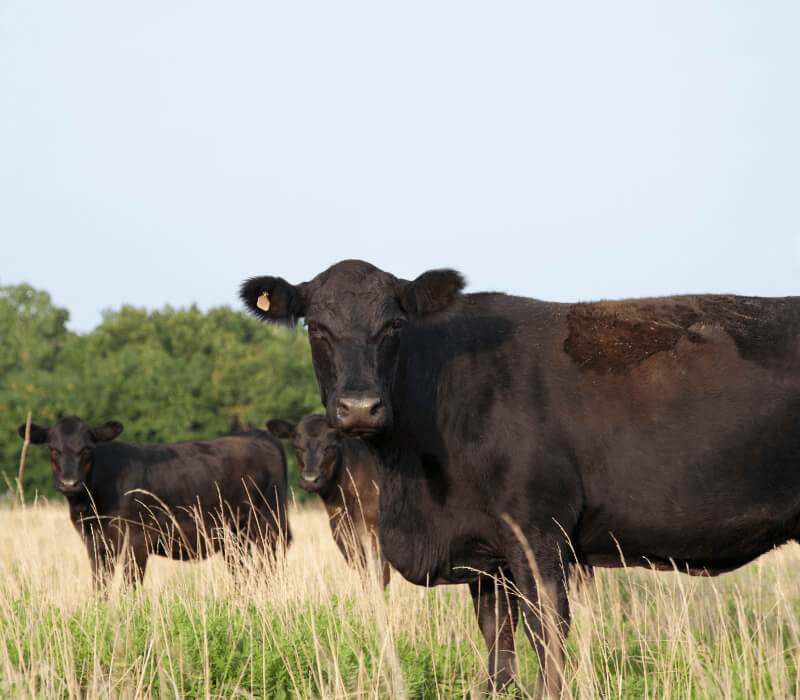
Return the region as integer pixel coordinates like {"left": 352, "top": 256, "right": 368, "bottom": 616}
{"left": 1, "top": 501, "right": 799, "bottom": 699}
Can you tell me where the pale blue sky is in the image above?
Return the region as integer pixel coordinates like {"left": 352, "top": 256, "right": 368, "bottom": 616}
{"left": 1, "top": 2, "right": 798, "bottom": 332}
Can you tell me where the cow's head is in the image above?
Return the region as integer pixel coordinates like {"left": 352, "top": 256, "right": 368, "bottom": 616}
{"left": 243, "top": 260, "right": 464, "bottom": 436}
{"left": 18, "top": 415, "right": 123, "bottom": 495}
{"left": 267, "top": 414, "right": 341, "bottom": 493}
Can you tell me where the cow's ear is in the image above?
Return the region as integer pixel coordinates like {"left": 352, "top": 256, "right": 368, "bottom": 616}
{"left": 91, "top": 421, "right": 123, "bottom": 442}
{"left": 240, "top": 276, "right": 307, "bottom": 326}
{"left": 18, "top": 423, "right": 48, "bottom": 444}
{"left": 266, "top": 419, "right": 296, "bottom": 440}
{"left": 397, "top": 269, "right": 465, "bottom": 316}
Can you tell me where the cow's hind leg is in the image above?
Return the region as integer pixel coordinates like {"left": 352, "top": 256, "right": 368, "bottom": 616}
{"left": 469, "top": 572, "right": 520, "bottom": 694}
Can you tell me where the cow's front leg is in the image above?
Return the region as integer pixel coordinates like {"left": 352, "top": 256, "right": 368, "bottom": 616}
{"left": 469, "top": 572, "right": 519, "bottom": 693}
{"left": 508, "top": 546, "right": 571, "bottom": 699}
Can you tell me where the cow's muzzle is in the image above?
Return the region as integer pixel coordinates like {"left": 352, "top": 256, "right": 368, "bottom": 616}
{"left": 56, "top": 478, "right": 84, "bottom": 495}
{"left": 299, "top": 473, "right": 325, "bottom": 492}
{"left": 335, "top": 393, "right": 389, "bottom": 435}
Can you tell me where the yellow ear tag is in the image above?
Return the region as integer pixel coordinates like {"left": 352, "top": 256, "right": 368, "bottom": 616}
{"left": 256, "top": 291, "right": 271, "bottom": 311}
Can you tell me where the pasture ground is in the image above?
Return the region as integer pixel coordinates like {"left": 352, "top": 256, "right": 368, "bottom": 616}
{"left": 1, "top": 501, "right": 799, "bottom": 698}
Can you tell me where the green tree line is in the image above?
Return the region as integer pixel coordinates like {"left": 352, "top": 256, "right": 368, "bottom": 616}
{"left": 0, "top": 283, "right": 323, "bottom": 502}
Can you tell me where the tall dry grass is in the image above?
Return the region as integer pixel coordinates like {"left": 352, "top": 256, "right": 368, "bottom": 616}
{"left": 1, "top": 500, "right": 799, "bottom": 698}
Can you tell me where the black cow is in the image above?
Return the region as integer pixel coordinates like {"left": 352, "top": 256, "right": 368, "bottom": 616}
{"left": 267, "top": 414, "right": 390, "bottom": 587}
{"left": 241, "top": 260, "right": 800, "bottom": 696}
{"left": 18, "top": 416, "right": 291, "bottom": 588}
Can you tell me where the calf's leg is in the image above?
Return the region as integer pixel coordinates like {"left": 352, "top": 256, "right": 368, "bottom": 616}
{"left": 123, "top": 531, "right": 149, "bottom": 587}
{"left": 83, "top": 524, "right": 116, "bottom": 592}
{"left": 245, "top": 506, "right": 289, "bottom": 572}
{"left": 222, "top": 530, "right": 252, "bottom": 575}
{"left": 87, "top": 540, "right": 115, "bottom": 591}
{"left": 380, "top": 556, "right": 391, "bottom": 589}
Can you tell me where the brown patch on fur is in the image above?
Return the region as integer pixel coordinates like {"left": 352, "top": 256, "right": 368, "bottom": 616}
{"left": 564, "top": 295, "right": 799, "bottom": 374}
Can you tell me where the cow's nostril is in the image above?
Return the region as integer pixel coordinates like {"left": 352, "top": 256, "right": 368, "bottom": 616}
{"left": 336, "top": 401, "right": 350, "bottom": 419}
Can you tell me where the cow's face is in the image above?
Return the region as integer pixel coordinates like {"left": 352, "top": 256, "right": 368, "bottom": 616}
{"left": 244, "top": 260, "right": 464, "bottom": 436}
{"left": 18, "top": 415, "right": 123, "bottom": 495}
{"left": 267, "top": 415, "right": 340, "bottom": 492}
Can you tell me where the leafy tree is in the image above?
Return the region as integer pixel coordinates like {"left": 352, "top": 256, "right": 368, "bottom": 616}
{"left": 0, "top": 283, "right": 72, "bottom": 376}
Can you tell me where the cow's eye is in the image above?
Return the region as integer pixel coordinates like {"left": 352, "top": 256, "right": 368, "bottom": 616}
{"left": 391, "top": 318, "right": 405, "bottom": 330}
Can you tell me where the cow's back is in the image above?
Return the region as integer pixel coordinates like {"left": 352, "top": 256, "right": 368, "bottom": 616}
{"left": 86, "top": 431, "right": 287, "bottom": 533}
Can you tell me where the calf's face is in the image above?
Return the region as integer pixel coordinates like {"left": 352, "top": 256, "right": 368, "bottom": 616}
{"left": 267, "top": 415, "right": 341, "bottom": 493}
{"left": 243, "top": 260, "right": 463, "bottom": 436}
{"left": 18, "top": 416, "right": 123, "bottom": 495}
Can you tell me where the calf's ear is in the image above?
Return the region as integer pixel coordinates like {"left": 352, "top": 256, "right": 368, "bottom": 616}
{"left": 91, "top": 421, "right": 123, "bottom": 442}
{"left": 397, "top": 269, "right": 465, "bottom": 316}
{"left": 240, "top": 276, "right": 307, "bottom": 326}
{"left": 18, "top": 423, "right": 48, "bottom": 444}
{"left": 266, "top": 419, "right": 296, "bottom": 440}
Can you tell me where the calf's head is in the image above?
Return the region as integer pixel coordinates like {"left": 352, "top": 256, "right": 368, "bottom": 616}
{"left": 242, "top": 260, "right": 464, "bottom": 436}
{"left": 267, "top": 415, "right": 341, "bottom": 493}
{"left": 18, "top": 415, "right": 123, "bottom": 495}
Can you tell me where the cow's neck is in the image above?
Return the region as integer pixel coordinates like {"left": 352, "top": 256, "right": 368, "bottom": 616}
{"left": 363, "top": 313, "right": 515, "bottom": 585}
{"left": 316, "top": 455, "right": 346, "bottom": 508}
{"left": 371, "top": 331, "right": 462, "bottom": 584}
{"left": 64, "top": 490, "right": 96, "bottom": 534}
{"left": 372, "top": 434, "right": 454, "bottom": 585}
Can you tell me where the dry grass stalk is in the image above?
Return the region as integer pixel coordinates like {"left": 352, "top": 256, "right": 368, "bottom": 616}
{"left": 15, "top": 410, "right": 31, "bottom": 509}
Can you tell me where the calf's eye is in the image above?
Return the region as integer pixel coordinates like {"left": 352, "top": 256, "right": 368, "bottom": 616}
{"left": 380, "top": 318, "right": 405, "bottom": 339}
